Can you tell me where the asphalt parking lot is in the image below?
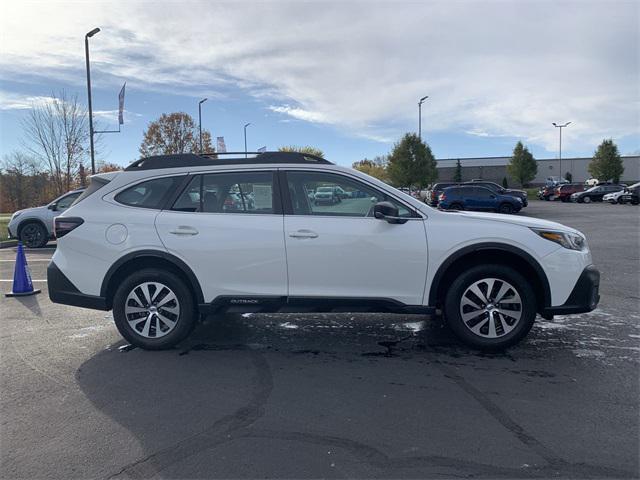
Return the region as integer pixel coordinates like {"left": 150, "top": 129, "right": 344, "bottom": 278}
{"left": 1, "top": 201, "right": 638, "bottom": 479}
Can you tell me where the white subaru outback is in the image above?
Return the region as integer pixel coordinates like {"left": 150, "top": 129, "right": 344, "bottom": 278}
{"left": 48, "top": 152, "right": 600, "bottom": 350}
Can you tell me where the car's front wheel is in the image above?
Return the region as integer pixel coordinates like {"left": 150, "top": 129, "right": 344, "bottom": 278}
{"left": 583, "top": 196, "right": 592, "bottom": 203}
{"left": 113, "top": 268, "right": 196, "bottom": 350}
{"left": 19, "top": 222, "right": 48, "bottom": 248}
{"left": 498, "top": 203, "right": 513, "bottom": 214}
{"left": 444, "top": 265, "right": 536, "bottom": 350}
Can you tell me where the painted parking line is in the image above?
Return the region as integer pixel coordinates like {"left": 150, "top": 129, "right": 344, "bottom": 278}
{"left": 0, "top": 259, "right": 51, "bottom": 262}
{"left": 0, "top": 279, "right": 47, "bottom": 282}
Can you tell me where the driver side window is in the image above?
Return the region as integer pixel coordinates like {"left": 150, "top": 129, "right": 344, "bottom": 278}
{"left": 56, "top": 192, "right": 81, "bottom": 210}
{"left": 286, "top": 171, "right": 412, "bottom": 217}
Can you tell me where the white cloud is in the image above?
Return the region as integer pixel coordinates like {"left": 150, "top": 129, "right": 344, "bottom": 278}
{"left": 93, "top": 109, "right": 141, "bottom": 123}
{"left": 0, "top": 1, "right": 638, "bottom": 153}
{"left": 0, "top": 91, "right": 57, "bottom": 110}
{"left": 268, "top": 105, "right": 327, "bottom": 123}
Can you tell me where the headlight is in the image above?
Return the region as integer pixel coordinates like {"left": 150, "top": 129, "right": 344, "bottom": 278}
{"left": 11, "top": 211, "right": 22, "bottom": 220}
{"left": 531, "top": 228, "right": 587, "bottom": 251}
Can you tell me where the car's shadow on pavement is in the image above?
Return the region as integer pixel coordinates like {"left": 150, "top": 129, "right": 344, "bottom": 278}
{"left": 75, "top": 313, "right": 637, "bottom": 479}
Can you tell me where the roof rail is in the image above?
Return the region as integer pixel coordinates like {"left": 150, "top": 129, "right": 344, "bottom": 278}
{"left": 124, "top": 151, "right": 333, "bottom": 171}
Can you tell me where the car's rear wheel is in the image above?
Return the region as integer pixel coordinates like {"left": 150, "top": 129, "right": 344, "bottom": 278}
{"left": 583, "top": 196, "right": 592, "bottom": 203}
{"left": 113, "top": 268, "right": 196, "bottom": 350}
{"left": 444, "top": 265, "right": 536, "bottom": 350}
{"left": 19, "top": 222, "right": 48, "bottom": 248}
{"left": 498, "top": 203, "right": 513, "bottom": 214}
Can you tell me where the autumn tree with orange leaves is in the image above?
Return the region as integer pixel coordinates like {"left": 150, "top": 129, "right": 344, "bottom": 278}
{"left": 139, "top": 112, "right": 213, "bottom": 157}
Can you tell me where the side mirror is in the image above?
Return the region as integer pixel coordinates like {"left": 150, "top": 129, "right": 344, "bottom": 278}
{"left": 48, "top": 203, "right": 57, "bottom": 211}
{"left": 373, "top": 201, "right": 405, "bottom": 224}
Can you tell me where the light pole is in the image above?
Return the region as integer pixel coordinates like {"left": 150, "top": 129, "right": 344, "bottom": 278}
{"left": 553, "top": 122, "right": 571, "bottom": 179}
{"left": 198, "top": 98, "right": 207, "bottom": 153}
{"left": 418, "top": 95, "right": 428, "bottom": 141}
{"left": 85, "top": 27, "right": 100, "bottom": 174}
{"left": 244, "top": 123, "right": 251, "bottom": 158}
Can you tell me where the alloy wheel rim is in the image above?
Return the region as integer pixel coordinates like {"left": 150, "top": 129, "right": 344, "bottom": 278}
{"left": 459, "top": 278, "right": 522, "bottom": 339}
{"left": 21, "top": 225, "right": 42, "bottom": 247}
{"left": 125, "top": 282, "right": 180, "bottom": 339}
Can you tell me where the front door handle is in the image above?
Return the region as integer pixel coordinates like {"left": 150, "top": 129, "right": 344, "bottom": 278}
{"left": 169, "top": 226, "right": 199, "bottom": 236}
{"left": 289, "top": 230, "right": 318, "bottom": 239}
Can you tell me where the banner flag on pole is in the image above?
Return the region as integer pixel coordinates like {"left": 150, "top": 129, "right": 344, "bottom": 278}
{"left": 118, "top": 83, "right": 126, "bottom": 125}
{"left": 217, "top": 137, "right": 227, "bottom": 153}
{"left": 257, "top": 146, "right": 267, "bottom": 153}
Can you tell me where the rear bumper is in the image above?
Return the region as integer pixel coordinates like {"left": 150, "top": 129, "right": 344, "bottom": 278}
{"left": 541, "top": 265, "right": 600, "bottom": 316}
{"left": 47, "top": 261, "right": 109, "bottom": 310}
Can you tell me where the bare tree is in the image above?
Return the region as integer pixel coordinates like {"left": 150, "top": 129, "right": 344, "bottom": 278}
{"left": 22, "top": 90, "right": 90, "bottom": 195}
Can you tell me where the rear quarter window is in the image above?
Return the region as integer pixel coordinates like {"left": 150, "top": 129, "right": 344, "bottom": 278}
{"left": 115, "top": 176, "right": 184, "bottom": 209}
{"left": 72, "top": 178, "right": 110, "bottom": 205}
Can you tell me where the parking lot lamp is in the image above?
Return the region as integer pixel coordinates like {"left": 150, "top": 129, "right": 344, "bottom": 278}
{"left": 418, "top": 95, "right": 428, "bottom": 141}
{"left": 198, "top": 98, "right": 207, "bottom": 153}
{"left": 244, "top": 123, "right": 251, "bottom": 158}
{"left": 553, "top": 122, "right": 571, "bottom": 179}
{"left": 85, "top": 27, "right": 100, "bottom": 174}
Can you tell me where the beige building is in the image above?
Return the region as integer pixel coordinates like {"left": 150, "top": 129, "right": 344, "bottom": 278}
{"left": 435, "top": 156, "right": 639, "bottom": 186}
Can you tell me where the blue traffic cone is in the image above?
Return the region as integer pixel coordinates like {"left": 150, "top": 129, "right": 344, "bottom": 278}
{"left": 5, "top": 242, "right": 41, "bottom": 297}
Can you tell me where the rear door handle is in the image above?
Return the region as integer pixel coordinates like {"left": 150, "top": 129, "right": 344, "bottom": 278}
{"left": 169, "top": 226, "right": 199, "bottom": 236}
{"left": 289, "top": 230, "right": 318, "bottom": 239}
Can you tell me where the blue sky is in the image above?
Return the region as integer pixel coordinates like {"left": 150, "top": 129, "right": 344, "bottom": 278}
{"left": 1, "top": 1, "right": 638, "bottom": 168}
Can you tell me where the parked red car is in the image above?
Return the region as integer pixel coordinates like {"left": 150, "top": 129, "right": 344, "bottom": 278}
{"left": 538, "top": 185, "right": 556, "bottom": 201}
{"left": 555, "top": 183, "right": 584, "bottom": 202}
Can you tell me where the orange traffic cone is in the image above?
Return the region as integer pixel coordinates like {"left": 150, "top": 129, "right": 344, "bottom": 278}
{"left": 4, "top": 242, "right": 41, "bottom": 297}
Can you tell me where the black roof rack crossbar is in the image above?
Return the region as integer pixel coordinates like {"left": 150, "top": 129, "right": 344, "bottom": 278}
{"left": 125, "top": 151, "right": 332, "bottom": 171}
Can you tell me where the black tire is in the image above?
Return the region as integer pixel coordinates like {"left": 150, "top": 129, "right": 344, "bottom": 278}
{"left": 444, "top": 264, "right": 536, "bottom": 350}
{"left": 19, "top": 222, "right": 48, "bottom": 248}
{"left": 498, "top": 203, "right": 513, "bottom": 214}
{"left": 113, "top": 268, "right": 196, "bottom": 350}
{"left": 449, "top": 203, "right": 464, "bottom": 211}
{"left": 583, "top": 196, "right": 591, "bottom": 203}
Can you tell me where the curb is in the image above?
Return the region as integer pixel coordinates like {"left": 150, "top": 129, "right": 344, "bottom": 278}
{"left": 0, "top": 240, "right": 18, "bottom": 249}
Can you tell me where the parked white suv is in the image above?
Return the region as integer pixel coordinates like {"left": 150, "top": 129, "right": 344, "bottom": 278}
{"left": 48, "top": 152, "right": 600, "bottom": 350}
{"left": 8, "top": 189, "right": 84, "bottom": 248}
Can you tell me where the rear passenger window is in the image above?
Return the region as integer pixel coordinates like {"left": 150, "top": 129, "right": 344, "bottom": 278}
{"left": 171, "top": 172, "right": 275, "bottom": 214}
{"left": 115, "top": 176, "right": 183, "bottom": 209}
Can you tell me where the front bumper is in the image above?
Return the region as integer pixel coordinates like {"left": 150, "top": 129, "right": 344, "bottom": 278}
{"left": 7, "top": 221, "right": 17, "bottom": 239}
{"left": 47, "top": 261, "right": 109, "bottom": 310}
{"left": 541, "top": 265, "right": 600, "bottom": 316}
